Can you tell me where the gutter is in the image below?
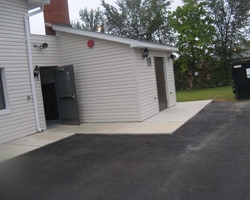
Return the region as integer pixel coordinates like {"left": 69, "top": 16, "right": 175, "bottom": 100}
{"left": 24, "top": 7, "right": 44, "bottom": 133}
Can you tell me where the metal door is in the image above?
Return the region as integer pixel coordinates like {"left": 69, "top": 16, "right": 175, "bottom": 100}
{"left": 54, "top": 65, "right": 80, "bottom": 125}
{"left": 154, "top": 57, "right": 167, "bottom": 111}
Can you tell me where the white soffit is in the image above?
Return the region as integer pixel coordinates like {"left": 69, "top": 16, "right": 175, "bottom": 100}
{"left": 27, "top": 0, "right": 51, "bottom": 10}
{"left": 52, "top": 25, "right": 178, "bottom": 52}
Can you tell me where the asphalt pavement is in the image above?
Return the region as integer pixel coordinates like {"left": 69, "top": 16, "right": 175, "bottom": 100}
{"left": 1, "top": 101, "right": 250, "bottom": 200}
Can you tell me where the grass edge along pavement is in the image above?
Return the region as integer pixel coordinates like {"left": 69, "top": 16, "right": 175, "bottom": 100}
{"left": 176, "top": 86, "right": 241, "bottom": 102}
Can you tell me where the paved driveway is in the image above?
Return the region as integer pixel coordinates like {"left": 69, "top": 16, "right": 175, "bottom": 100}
{"left": 1, "top": 102, "right": 250, "bottom": 200}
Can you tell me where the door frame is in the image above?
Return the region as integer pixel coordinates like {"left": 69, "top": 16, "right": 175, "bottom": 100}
{"left": 154, "top": 57, "right": 167, "bottom": 111}
{"left": 39, "top": 65, "right": 80, "bottom": 127}
{"left": 39, "top": 66, "right": 60, "bottom": 127}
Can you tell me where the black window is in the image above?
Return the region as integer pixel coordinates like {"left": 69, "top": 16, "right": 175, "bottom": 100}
{"left": 0, "top": 70, "right": 6, "bottom": 110}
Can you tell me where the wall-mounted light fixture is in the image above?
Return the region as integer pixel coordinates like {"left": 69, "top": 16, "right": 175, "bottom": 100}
{"left": 142, "top": 48, "right": 149, "bottom": 59}
{"left": 34, "top": 65, "right": 40, "bottom": 80}
{"left": 169, "top": 54, "right": 176, "bottom": 60}
{"left": 33, "top": 43, "right": 48, "bottom": 50}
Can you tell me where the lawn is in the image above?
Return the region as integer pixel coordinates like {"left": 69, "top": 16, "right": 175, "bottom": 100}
{"left": 176, "top": 86, "right": 237, "bottom": 102}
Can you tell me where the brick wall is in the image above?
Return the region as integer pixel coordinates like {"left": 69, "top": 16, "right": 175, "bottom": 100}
{"left": 44, "top": 0, "right": 70, "bottom": 35}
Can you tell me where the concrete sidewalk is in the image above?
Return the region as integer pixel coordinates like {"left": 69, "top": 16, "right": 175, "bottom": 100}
{"left": 0, "top": 100, "right": 212, "bottom": 162}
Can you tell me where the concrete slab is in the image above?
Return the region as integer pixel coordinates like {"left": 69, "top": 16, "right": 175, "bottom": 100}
{"left": 79, "top": 122, "right": 185, "bottom": 134}
{"left": 0, "top": 144, "right": 39, "bottom": 163}
{"left": 0, "top": 131, "right": 75, "bottom": 162}
{"left": 9, "top": 132, "right": 75, "bottom": 147}
{"left": 0, "top": 100, "right": 211, "bottom": 162}
{"left": 43, "top": 122, "right": 184, "bottom": 135}
{"left": 147, "top": 100, "right": 212, "bottom": 122}
{"left": 45, "top": 100, "right": 212, "bottom": 135}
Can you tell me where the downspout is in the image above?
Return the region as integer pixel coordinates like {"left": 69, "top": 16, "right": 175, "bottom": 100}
{"left": 24, "top": 7, "right": 44, "bottom": 132}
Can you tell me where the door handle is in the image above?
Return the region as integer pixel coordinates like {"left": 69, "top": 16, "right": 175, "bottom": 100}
{"left": 72, "top": 94, "right": 76, "bottom": 100}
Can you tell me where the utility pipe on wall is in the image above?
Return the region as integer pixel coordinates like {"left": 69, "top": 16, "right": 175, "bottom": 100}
{"left": 24, "top": 7, "right": 44, "bottom": 132}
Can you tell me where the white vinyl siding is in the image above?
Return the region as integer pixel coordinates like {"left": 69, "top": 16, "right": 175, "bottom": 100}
{"left": 134, "top": 48, "right": 177, "bottom": 121}
{"left": 57, "top": 32, "right": 140, "bottom": 123}
{"left": 31, "top": 34, "right": 61, "bottom": 130}
{"left": 31, "top": 35, "right": 61, "bottom": 66}
{"left": 134, "top": 48, "right": 159, "bottom": 121}
{"left": 149, "top": 50, "right": 176, "bottom": 108}
{"left": 0, "top": 0, "right": 37, "bottom": 144}
{"left": 165, "top": 56, "right": 177, "bottom": 107}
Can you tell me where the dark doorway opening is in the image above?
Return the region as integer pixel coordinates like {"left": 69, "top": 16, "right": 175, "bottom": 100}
{"left": 154, "top": 57, "right": 167, "bottom": 111}
{"left": 40, "top": 67, "right": 60, "bottom": 128}
{"left": 40, "top": 65, "right": 80, "bottom": 128}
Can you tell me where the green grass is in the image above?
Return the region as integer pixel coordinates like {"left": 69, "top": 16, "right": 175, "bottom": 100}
{"left": 176, "top": 86, "right": 237, "bottom": 102}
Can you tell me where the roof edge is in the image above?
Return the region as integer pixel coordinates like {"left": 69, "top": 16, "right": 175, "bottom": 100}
{"left": 27, "top": 0, "right": 51, "bottom": 10}
{"left": 130, "top": 42, "right": 178, "bottom": 51}
{"left": 52, "top": 25, "right": 178, "bottom": 52}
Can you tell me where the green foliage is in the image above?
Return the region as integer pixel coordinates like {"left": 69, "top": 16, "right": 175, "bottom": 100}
{"left": 174, "top": 58, "right": 232, "bottom": 90}
{"left": 101, "top": 0, "right": 175, "bottom": 43}
{"left": 172, "top": 0, "right": 250, "bottom": 89}
{"left": 204, "top": 0, "right": 250, "bottom": 83}
{"left": 72, "top": 8, "right": 103, "bottom": 31}
{"left": 169, "top": 0, "right": 215, "bottom": 88}
{"left": 176, "top": 86, "right": 236, "bottom": 102}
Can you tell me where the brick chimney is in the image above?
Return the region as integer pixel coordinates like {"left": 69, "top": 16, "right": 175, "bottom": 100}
{"left": 43, "top": 0, "right": 70, "bottom": 35}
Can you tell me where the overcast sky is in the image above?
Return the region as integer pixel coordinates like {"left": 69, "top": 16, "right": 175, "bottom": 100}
{"left": 30, "top": 0, "right": 183, "bottom": 34}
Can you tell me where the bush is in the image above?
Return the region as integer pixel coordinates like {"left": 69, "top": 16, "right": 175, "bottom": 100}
{"left": 174, "top": 63, "right": 232, "bottom": 90}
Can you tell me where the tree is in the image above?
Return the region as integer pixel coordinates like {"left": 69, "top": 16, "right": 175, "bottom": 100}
{"left": 204, "top": 0, "right": 250, "bottom": 84}
{"left": 169, "top": 0, "right": 215, "bottom": 88}
{"left": 140, "top": 0, "right": 175, "bottom": 43}
{"left": 72, "top": 7, "right": 103, "bottom": 31}
{"left": 101, "top": 0, "right": 175, "bottom": 43}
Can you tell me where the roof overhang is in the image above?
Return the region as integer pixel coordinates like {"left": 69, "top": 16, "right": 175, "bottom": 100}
{"left": 52, "top": 25, "right": 178, "bottom": 52}
{"left": 27, "top": 0, "right": 51, "bottom": 10}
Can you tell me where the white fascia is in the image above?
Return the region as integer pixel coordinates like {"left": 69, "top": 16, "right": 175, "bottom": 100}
{"left": 52, "top": 25, "right": 179, "bottom": 52}
{"left": 130, "top": 41, "right": 178, "bottom": 52}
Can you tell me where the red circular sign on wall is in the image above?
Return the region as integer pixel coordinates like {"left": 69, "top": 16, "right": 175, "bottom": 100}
{"left": 87, "top": 40, "right": 94, "bottom": 48}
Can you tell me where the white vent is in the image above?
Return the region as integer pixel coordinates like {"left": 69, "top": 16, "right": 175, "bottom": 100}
{"left": 27, "top": 0, "right": 51, "bottom": 9}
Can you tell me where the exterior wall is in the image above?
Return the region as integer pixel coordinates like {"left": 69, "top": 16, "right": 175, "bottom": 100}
{"left": 134, "top": 48, "right": 177, "bottom": 121}
{"left": 164, "top": 55, "right": 177, "bottom": 107}
{"left": 0, "top": 0, "right": 37, "bottom": 144}
{"left": 57, "top": 32, "right": 140, "bottom": 123}
{"left": 133, "top": 48, "right": 159, "bottom": 121}
{"left": 31, "top": 34, "right": 61, "bottom": 130}
{"left": 0, "top": 1, "right": 177, "bottom": 143}
{"left": 148, "top": 49, "right": 177, "bottom": 108}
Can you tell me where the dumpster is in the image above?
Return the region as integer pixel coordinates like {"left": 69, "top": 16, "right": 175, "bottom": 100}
{"left": 232, "top": 60, "right": 250, "bottom": 100}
